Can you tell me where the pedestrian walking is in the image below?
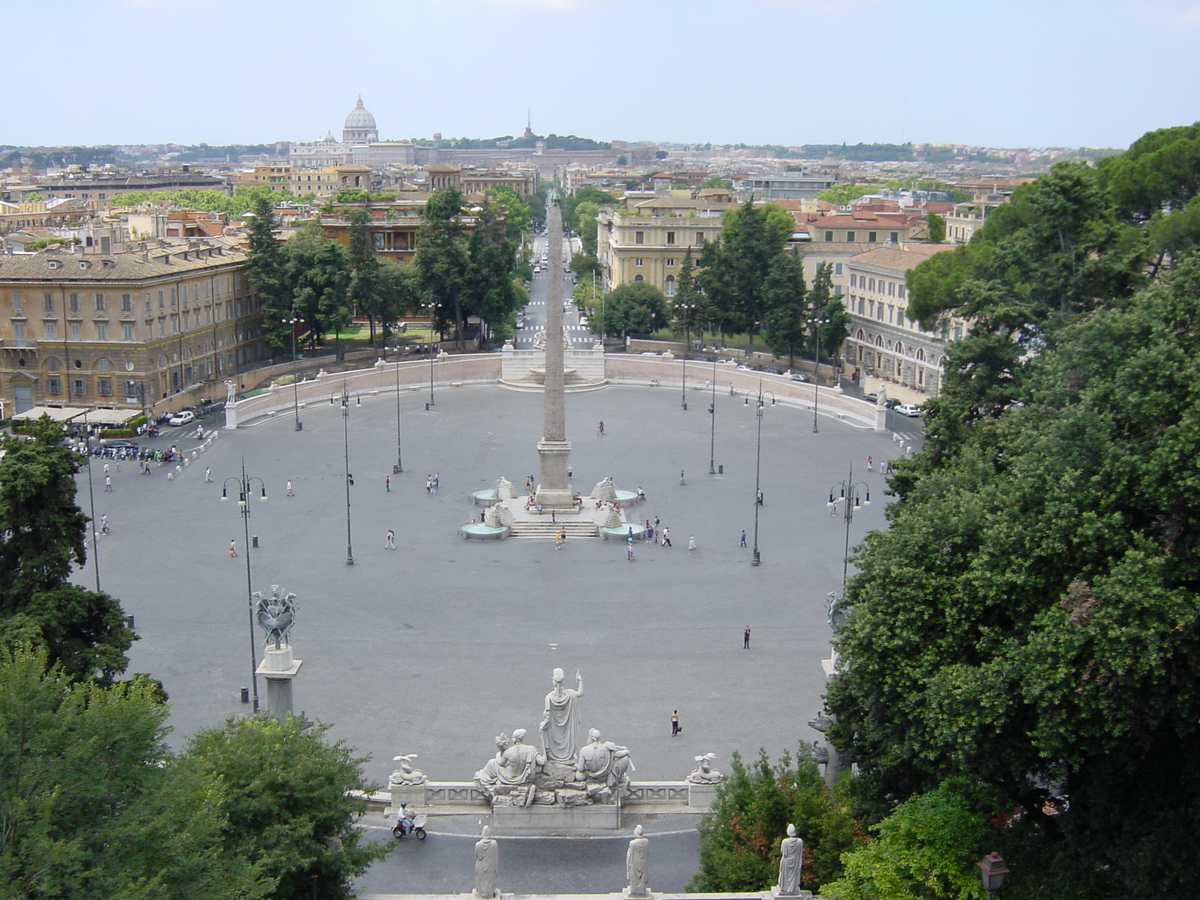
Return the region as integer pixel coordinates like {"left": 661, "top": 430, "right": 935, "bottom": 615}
{"left": 598, "top": 420, "right": 604, "bottom": 435}
{"left": 104, "top": 475, "right": 113, "bottom": 492}
{"left": 867, "top": 455, "right": 873, "bottom": 472}
{"left": 103, "top": 462, "right": 110, "bottom": 476}
{"left": 204, "top": 466, "right": 212, "bottom": 483}
{"left": 671, "top": 710, "right": 680, "bottom": 736}
{"left": 286, "top": 480, "right": 294, "bottom": 496}
{"left": 740, "top": 529, "right": 747, "bottom": 547}
{"left": 626, "top": 537, "right": 635, "bottom": 561}
{"left": 99, "top": 514, "right": 109, "bottom": 534}
{"left": 756, "top": 490, "right": 764, "bottom": 506}
{"left": 385, "top": 529, "right": 395, "bottom": 550}
{"left": 744, "top": 626, "right": 751, "bottom": 649}
{"left": 688, "top": 534, "right": 697, "bottom": 552}
{"left": 432, "top": 473, "right": 439, "bottom": 495}
{"left": 661, "top": 527, "right": 671, "bottom": 547}
{"left": 426, "top": 475, "right": 433, "bottom": 493}
{"left": 680, "top": 470, "right": 686, "bottom": 485}
{"left": 229, "top": 539, "right": 238, "bottom": 558}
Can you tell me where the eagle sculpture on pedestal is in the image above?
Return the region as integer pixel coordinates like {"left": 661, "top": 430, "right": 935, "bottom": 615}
{"left": 254, "top": 585, "right": 296, "bottom": 649}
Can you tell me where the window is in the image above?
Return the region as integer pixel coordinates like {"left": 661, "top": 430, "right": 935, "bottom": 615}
{"left": 666, "top": 231, "right": 676, "bottom": 245}
{"left": 869, "top": 278, "right": 876, "bottom": 292}
{"left": 695, "top": 232, "right": 704, "bottom": 246}
{"left": 124, "top": 381, "right": 138, "bottom": 398}
{"left": 97, "top": 379, "right": 113, "bottom": 397}
{"left": 95, "top": 293, "right": 105, "bottom": 311}
{"left": 159, "top": 320, "right": 166, "bottom": 337}
{"left": 170, "top": 288, "right": 177, "bottom": 305}
{"left": 183, "top": 311, "right": 190, "bottom": 330}
{"left": 898, "top": 284, "right": 906, "bottom": 300}
{"left": 69, "top": 293, "right": 79, "bottom": 312}
{"left": 824, "top": 231, "right": 834, "bottom": 242}
{"left": 12, "top": 292, "right": 22, "bottom": 312}
{"left": 888, "top": 282, "right": 895, "bottom": 296}
{"left": 635, "top": 231, "right": 644, "bottom": 245}
{"left": 204, "top": 281, "right": 211, "bottom": 298}
{"left": 868, "top": 231, "right": 877, "bottom": 243}
{"left": 72, "top": 379, "right": 87, "bottom": 398}
{"left": 13, "top": 321, "right": 26, "bottom": 344}
{"left": 635, "top": 258, "right": 644, "bottom": 267}
{"left": 834, "top": 263, "right": 843, "bottom": 275}
{"left": 96, "top": 323, "right": 107, "bottom": 341}
{"left": 666, "top": 258, "right": 675, "bottom": 267}
{"left": 46, "top": 377, "right": 62, "bottom": 395}
{"left": 158, "top": 290, "right": 164, "bottom": 308}
{"left": 850, "top": 274, "right": 857, "bottom": 288}
{"left": 70, "top": 323, "right": 81, "bottom": 341}
{"left": 44, "top": 322, "right": 57, "bottom": 341}
{"left": 834, "top": 285, "right": 843, "bottom": 296}
{"left": 123, "top": 323, "right": 134, "bottom": 341}
{"left": 846, "top": 231, "right": 856, "bottom": 242}
{"left": 634, "top": 275, "right": 644, "bottom": 282}
{"left": 44, "top": 293, "right": 54, "bottom": 312}
{"left": 122, "top": 293, "right": 132, "bottom": 312}
{"left": 890, "top": 232, "right": 899, "bottom": 243}
{"left": 665, "top": 275, "right": 676, "bottom": 296}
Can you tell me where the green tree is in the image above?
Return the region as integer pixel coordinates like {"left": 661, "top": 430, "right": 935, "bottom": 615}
{"left": 414, "top": 189, "right": 471, "bottom": 350}
{"left": 345, "top": 209, "right": 385, "bottom": 347}
{"left": 601, "top": 281, "right": 668, "bottom": 338}
{"left": 808, "top": 263, "right": 850, "bottom": 367}
{"left": 827, "top": 256, "right": 1200, "bottom": 897}
{"left": 466, "top": 196, "right": 524, "bottom": 346}
{"left": 0, "top": 646, "right": 269, "bottom": 900}
{"left": 282, "top": 223, "right": 351, "bottom": 358}
{"left": 700, "top": 176, "right": 733, "bottom": 190}
{"left": 699, "top": 201, "right": 795, "bottom": 342}
{"left": 176, "top": 716, "right": 388, "bottom": 900}
{"left": 823, "top": 781, "right": 991, "bottom": 900}
{"left": 0, "top": 420, "right": 135, "bottom": 682}
{"left": 245, "top": 194, "right": 291, "bottom": 354}
{"left": 688, "top": 749, "right": 863, "bottom": 894}
{"left": 669, "top": 248, "right": 705, "bottom": 349}
{"left": 762, "top": 249, "right": 808, "bottom": 364}
{"left": 927, "top": 211, "right": 946, "bottom": 243}
{"left": 377, "top": 259, "right": 421, "bottom": 344}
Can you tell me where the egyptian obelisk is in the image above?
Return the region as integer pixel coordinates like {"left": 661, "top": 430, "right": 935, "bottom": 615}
{"left": 536, "top": 196, "right": 573, "bottom": 508}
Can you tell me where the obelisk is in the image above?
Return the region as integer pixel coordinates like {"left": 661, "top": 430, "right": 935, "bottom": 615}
{"left": 536, "top": 196, "right": 573, "bottom": 508}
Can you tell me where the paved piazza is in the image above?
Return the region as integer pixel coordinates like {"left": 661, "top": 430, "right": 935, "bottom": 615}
{"left": 74, "top": 379, "right": 914, "bottom": 890}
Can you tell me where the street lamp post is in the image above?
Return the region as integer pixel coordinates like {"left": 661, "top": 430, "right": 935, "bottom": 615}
{"left": 285, "top": 311, "right": 302, "bottom": 431}
{"left": 330, "top": 388, "right": 360, "bottom": 565}
{"left": 679, "top": 301, "right": 691, "bottom": 411}
{"left": 426, "top": 300, "right": 437, "bottom": 409}
{"left": 393, "top": 358, "right": 404, "bottom": 474}
{"left": 751, "top": 381, "right": 765, "bottom": 567}
{"left": 79, "top": 416, "right": 101, "bottom": 592}
{"left": 221, "top": 459, "right": 267, "bottom": 713}
{"left": 811, "top": 314, "right": 829, "bottom": 433}
{"left": 827, "top": 465, "right": 871, "bottom": 588}
{"left": 708, "top": 355, "right": 717, "bottom": 474}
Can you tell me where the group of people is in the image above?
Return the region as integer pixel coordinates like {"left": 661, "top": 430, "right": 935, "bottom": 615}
{"left": 425, "top": 473, "right": 440, "bottom": 494}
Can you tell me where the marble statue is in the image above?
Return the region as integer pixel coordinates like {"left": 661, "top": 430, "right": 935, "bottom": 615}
{"left": 497, "top": 728, "right": 544, "bottom": 785}
{"left": 540, "top": 668, "right": 583, "bottom": 764}
{"left": 875, "top": 386, "right": 888, "bottom": 408}
{"left": 390, "top": 754, "right": 426, "bottom": 785}
{"left": 777, "top": 824, "right": 804, "bottom": 896}
{"left": 474, "top": 825, "right": 499, "bottom": 898}
{"left": 474, "top": 734, "right": 511, "bottom": 797}
{"left": 575, "top": 728, "right": 634, "bottom": 800}
{"left": 225, "top": 379, "right": 237, "bottom": 404}
{"left": 254, "top": 585, "right": 296, "bottom": 649}
{"left": 533, "top": 329, "right": 546, "bottom": 349}
{"left": 626, "top": 824, "right": 650, "bottom": 897}
{"left": 687, "top": 753, "right": 723, "bottom": 784}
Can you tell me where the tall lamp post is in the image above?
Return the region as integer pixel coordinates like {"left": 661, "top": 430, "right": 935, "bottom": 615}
{"left": 79, "top": 416, "right": 101, "bottom": 592}
{"left": 708, "top": 355, "right": 718, "bottom": 474}
{"left": 679, "top": 301, "right": 691, "bottom": 410}
{"left": 284, "top": 310, "right": 303, "bottom": 431}
{"left": 330, "top": 387, "right": 360, "bottom": 565}
{"left": 751, "top": 381, "right": 766, "bottom": 567}
{"left": 221, "top": 459, "right": 267, "bottom": 713}
{"left": 811, "top": 313, "right": 829, "bottom": 433}
{"left": 827, "top": 465, "right": 871, "bottom": 588}
{"left": 393, "top": 358, "right": 404, "bottom": 474}
{"left": 426, "top": 300, "right": 437, "bottom": 409}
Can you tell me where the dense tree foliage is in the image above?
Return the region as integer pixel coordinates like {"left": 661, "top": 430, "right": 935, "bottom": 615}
{"left": 689, "top": 749, "right": 863, "bottom": 895}
{"left": 829, "top": 124, "right": 1200, "bottom": 898}
{"left": 600, "top": 281, "right": 668, "bottom": 337}
{"left": 282, "top": 223, "right": 352, "bottom": 358}
{"left": 0, "top": 420, "right": 134, "bottom": 682}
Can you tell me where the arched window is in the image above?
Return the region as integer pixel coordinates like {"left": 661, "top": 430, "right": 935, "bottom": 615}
{"left": 634, "top": 275, "right": 644, "bottom": 282}
{"left": 158, "top": 354, "right": 168, "bottom": 368}
{"left": 95, "top": 357, "right": 112, "bottom": 371}
{"left": 664, "top": 275, "right": 675, "bottom": 297}
{"left": 915, "top": 348, "right": 926, "bottom": 362}
{"left": 43, "top": 356, "right": 61, "bottom": 371}
{"left": 874, "top": 335, "right": 883, "bottom": 347}
{"left": 856, "top": 328, "right": 865, "bottom": 341}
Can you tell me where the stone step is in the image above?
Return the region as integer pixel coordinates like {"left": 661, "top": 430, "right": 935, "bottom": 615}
{"left": 509, "top": 522, "right": 598, "bottom": 539}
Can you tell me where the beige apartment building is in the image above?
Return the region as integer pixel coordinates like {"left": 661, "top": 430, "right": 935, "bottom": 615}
{"left": 0, "top": 238, "right": 264, "bottom": 416}
{"left": 596, "top": 196, "right": 737, "bottom": 296}
{"left": 842, "top": 245, "right": 968, "bottom": 396}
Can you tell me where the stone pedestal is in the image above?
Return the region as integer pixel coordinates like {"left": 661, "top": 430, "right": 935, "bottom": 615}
{"left": 687, "top": 782, "right": 719, "bottom": 809}
{"left": 491, "top": 801, "right": 621, "bottom": 834}
{"left": 386, "top": 782, "right": 428, "bottom": 813}
{"left": 256, "top": 644, "right": 302, "bottom": 721}
{"left": 536, "top": 439, "right": 574, "bottom": 508}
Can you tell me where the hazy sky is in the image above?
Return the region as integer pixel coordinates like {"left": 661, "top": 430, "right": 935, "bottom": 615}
{"left": 8, "top": 0, "right": 1198, "bottom": 151}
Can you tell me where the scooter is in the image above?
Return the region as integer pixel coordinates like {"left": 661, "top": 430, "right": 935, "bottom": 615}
{"left": 392, "top": 810, "right": 427, "bottom": 840}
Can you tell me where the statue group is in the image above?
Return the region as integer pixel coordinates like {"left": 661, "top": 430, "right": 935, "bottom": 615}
{"left": 474, "top": 667, "right": 636, "bottom": 807}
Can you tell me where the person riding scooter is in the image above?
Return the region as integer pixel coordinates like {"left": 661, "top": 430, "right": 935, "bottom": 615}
{"left": 394, "top": 803, "right": 416, "bottom": 836}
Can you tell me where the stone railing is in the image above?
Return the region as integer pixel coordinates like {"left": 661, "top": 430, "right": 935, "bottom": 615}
{"left": 392, "top": 779, "right": 710, "bottom": 810}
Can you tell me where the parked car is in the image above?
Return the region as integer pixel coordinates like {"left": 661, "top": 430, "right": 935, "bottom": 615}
{"left": 100, "top": 439, "right": 140, "bottom": 452}
{"left": 791, "top": 373, "right": 808, "bottom": 383}
{"left": 168, "top": 410, "right": 196, "bottom": 427}
{"left": 762, "top": 367, "right": 782, "bottom": 375}
{"left": 894, "top": 403, "right": 923, "bottom": 417}
{"left": 736, "top": 364, "right": 753, "bottom": 371}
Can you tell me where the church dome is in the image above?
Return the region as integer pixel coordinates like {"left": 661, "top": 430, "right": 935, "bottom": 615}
{"left": 343, "top": 97, "right": 379, "bottom": 143}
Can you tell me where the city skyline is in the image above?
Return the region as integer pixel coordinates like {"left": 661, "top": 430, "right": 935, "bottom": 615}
{"left": 6, "top": 0, "right": 1199, "bottom": 152}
